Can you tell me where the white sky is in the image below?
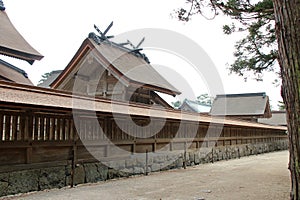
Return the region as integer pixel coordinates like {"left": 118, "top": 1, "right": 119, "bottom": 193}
{"left": 2, "top": 0, "right": 282, "bottom": 109}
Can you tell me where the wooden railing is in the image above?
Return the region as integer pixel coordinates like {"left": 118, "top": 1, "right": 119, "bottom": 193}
{"left": 0, "top": 106, "right": 287, "bottom": 171}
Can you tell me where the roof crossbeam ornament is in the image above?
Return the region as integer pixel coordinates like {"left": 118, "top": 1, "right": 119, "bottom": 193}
{"left": 93, "top": 21, "right": 114, "bottom": 41}
{"left": 126, "top": 37, "right": 150, "bottom": 63}
{"left": 0, "top": 0, "right": 5, "bottom": 11}
{"left": 127, "top": 37, "right": 145, "bottom": 50}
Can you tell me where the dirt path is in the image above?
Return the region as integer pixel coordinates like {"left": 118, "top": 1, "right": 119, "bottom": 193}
{"left": 3, "top": 151, "right": 290, "bottom": 200}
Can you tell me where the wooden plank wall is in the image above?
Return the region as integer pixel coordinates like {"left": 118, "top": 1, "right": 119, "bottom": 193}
{"left": 0, "top": 105, "right": 287, "bottom": 170}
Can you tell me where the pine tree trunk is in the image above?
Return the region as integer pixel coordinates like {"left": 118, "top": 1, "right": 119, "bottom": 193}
{"left": 273, "top": 0, "right": 300, "bottom": 199}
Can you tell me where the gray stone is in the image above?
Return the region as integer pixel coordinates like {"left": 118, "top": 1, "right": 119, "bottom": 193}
{"left": 125, "top": 159, "right": 136, "bottom": 168}
{"left": 176, "top": 157, "right": 184, "bottom": 168}
{"left": 151, "top": 163, "right": 161, "bottom": 172}
{"left": 7, "top": 169, "right": 39, "bottom": 195}
{"left": 194, "top": 153, "right": 200, "bottom": 165}
{"left": 122, "top": 168, "right": 134, "bottom": 175}
{"left": 189, "top": 152, "right": 195, "bottom": 163}
{"left": 107, "top": 160, "right": 125, "bottom": 170}
{"left": 0, "top": 173, "right": 8, "bottom": 182}
{"left": 96, "top": 163, "right": 108, "bottom": 181}
{"left": 108, "top": 168, "right": 128, "bottom": 179}
{"left": 84, "top": 163, "right": 100, "bottom": 183}
{"left": 0, "top": 181, "right": 8, "bottom": 196}
{"left": 73, "top": 165, "right": 85, "bottom": 185}
{"left": 153, "top": 155, "right": 165, "bottom": 164}
{"left": 133, "top": 167, "right": 144, "bottom": 174}
{"left": 39, "top": 166, "right": 65, "bottom": 190}
{"left": 136, "top": 157, "right": 146, "bottom": 167}
{"left": 65, "top": 165, "right": 72, "bottom": 176}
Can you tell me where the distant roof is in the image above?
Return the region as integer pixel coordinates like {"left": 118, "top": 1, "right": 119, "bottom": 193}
{"left": 0, "top": 2, "right": 43, "bottom": 64}
{"left": 179, "top": 99, "right": 211, "bottom": 113}
{"left": 0, "top": 59, "right": 32, "bottom": 85}
{"left": 51, "top": 36, "right": 180, "bottom": 96}
{"left": 38, "top": 70, "right": 62, "bottom": 88}
{"left": 210, "top": 92, "right": 272, "bottom": 118}
{"left": 258, "top": 111, "right": 287, "bottom": 126}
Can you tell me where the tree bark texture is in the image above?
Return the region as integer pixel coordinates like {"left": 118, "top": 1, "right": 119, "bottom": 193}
{"left": 273, "top": 0, "right": 300, "bottom": 199}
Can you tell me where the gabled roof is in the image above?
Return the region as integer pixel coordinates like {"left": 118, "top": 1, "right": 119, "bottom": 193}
{"left": 51, "top": 36, "right": 180, "bottom": 96}
{"left": 179, "top": 99, "right": 211, "bottom": 113}
{"left": 0, "top": 1, "right": 43, "bottom": 64}
{"left": 258, "top": 111, "right": 287, "bottom": 126}
{"left": 0, "top": 59, "right": 32, "bottom": 85}
{"left": 210, "top": 92, "right": 272, "bottom": 118}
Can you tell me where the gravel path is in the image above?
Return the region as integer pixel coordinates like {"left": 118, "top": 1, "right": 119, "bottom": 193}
{"left": 3, "top": 151, "right": 290, "bottom": 200}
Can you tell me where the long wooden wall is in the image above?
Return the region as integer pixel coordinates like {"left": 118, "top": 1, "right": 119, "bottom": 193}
{"left": 0, "top": 104, "right": 287, "bottom": 172}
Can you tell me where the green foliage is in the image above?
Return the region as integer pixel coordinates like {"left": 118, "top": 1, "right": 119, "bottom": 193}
{"left": 38, "top": 72, "right": 51, "bottom": 84}
{"left": 277, "top": 101, "right": 285, "bottom": 111}
{"left": 176, "top": 0, "right": 278, "bottom": 79}
{"left": 196, "top": 93, "right": 212, "bottom": 106}
{"left": 171, "top": 100, "right": 182, "bottom": 108}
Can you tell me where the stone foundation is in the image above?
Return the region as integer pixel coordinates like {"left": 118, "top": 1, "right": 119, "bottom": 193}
{"left": 0, "top": 140, "right": 288, "bottom": 197}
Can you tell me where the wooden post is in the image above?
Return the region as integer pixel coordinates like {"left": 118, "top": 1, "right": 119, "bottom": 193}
{"left": 132, "top": 140, "right": 136, "bottom": 155}
{"left": 71, "top": 143, "right": 75, "bottom": 188}
{"left": 183, "top": 142, "right": 187, "bottom": 169}
{"left": 211, "top": 148, "right": 214, "bottom": 163}
{"left": 145, "top": 149, "right": 148, "bottom": 176}
{"left": 153, "top": 140, "right": 157, "bottom": 153}
{"left": 26, "top": 145, "right": 32, "bottom": 164}
{"left": 71, "top": 123, "right": 79, "bottom": 188}
{"left": 0, "top": 113, "right": 3, "bottom": 141}
{"left": 225, "top": 147, "right": 228, "bottom": 161}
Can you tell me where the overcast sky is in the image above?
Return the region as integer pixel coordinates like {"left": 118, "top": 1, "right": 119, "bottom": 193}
{"left": 2, "top": 0, "right": 282, "bottom": 109}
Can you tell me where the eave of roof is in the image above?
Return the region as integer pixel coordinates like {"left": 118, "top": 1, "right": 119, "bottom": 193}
{"left": 0, "top": 59, "right": 33, "bottom": 85}
{"left": 0, "top": 6, "right": 43, "bottom": 64}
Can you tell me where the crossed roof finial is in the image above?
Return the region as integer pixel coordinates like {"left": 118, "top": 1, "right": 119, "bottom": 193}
{"left": 0, "top": 0, "right": 5, "bottom": 11}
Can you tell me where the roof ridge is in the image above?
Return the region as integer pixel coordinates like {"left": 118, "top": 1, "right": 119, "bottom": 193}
{"left": 88, "top": 32, "right": 150, "bottom": 63}
{"left": 0, "top": 59, "right": 28, "bottom": 78}
{"left": 216, "top": 92, "right": 266, "bottom": 98}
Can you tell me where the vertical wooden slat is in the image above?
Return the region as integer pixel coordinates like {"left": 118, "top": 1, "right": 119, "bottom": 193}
{"left": 61, "top": 118, "right": 66, "bottom": 141}
{"left": 56, "top": 118, "right": 61, "bottom": 140}
{"left": 50, "top": 118, "right": 55, "bottom": 140}
{"left": 27, "top": 113, "right": 33, "bottom": 141}
{"left": 34, "top": 116, "right": 39, "bottom": 140}
{"left": 12, "top": 115, "right": 18, "bottom": 141}
{"left": 40, "top": 117, "right": 45, "bottom": 141}
{"left": 20, "top": 115, "right": 26, "bottom": 141}
{"left": 69, "top": 119, "right": 74, "bottom": 140}
{"left": 45, "top": 117, "right": 50, "bottom": 140}
{"left": 5, "top": 115, "right": 11, "bottom": 141}
{"left": 0, "top": 113, "right": 3, "bottom": 141}
{"left": 65, "top": 118, "right": 70, "bottom": 141}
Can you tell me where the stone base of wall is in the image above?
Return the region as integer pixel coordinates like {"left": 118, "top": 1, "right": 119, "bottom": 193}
{"left": 0, "top": 140, "right": 288, "bottom": 197}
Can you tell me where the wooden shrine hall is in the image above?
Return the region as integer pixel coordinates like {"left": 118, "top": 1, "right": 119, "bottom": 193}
{"left": 0, "top": 2, "right": 288, "bottom": 196}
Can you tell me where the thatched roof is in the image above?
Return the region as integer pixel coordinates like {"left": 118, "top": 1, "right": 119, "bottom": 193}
{"left": 51, "top": 37, "right": 180, "bottom": 96}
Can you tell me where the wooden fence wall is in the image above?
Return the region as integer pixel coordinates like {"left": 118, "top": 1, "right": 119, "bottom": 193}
{"left": 0, "top": 104, "right": 287, "bottom": 172}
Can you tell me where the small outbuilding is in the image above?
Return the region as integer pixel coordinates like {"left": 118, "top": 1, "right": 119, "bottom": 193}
{"left": 179, "top": 99, "right": 211, "bottom": 113}
{"left": 210, "top": 92, "right": 272, "bottom": 121}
